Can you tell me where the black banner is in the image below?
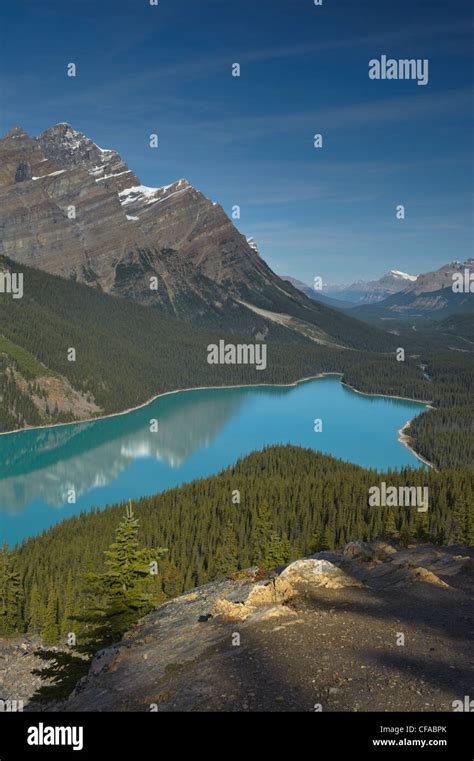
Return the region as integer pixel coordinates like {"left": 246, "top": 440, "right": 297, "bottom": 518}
{"left": 0, "top": 711, "right": 472, "bottom": 759}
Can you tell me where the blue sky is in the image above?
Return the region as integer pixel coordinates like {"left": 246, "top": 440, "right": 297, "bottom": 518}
{"left": 1, "top": 0, "right": 472, "bottom": 285}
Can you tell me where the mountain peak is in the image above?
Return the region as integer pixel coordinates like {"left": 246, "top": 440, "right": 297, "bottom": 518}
{"left": 0, "top": 122, "right": 396, "bottom": 349}
{"left": 41, "top": 122, "right": 78, "bottom": 134}
{"left": 39, "top": 122, "right": 89, "bottom": 149}
{"left": 38, "top": 123, "right": 117, "bottom": 158}
{"left": 36, "top": 123, "right": 135, "bottom": 185}
{"left": 3, "top": 126, "right": 30, "bottom": 139}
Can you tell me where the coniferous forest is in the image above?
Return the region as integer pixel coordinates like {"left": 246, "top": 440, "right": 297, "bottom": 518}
{"left": 1, "top": 445, "right": 472, "bottom": 652}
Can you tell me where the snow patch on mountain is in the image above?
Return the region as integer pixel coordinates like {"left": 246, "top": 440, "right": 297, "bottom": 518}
{"left": 95, "top": 169, "right": 134, "bottom": 182}
{"left": 390, "top": 270, "right": 417, "bottom": 282}
{"left": 31, "top": 170, "right": 66, "bottom": 180}
{"left": 119, "top": 185, "right": 161, "bottom": 205}
{"left": 246, "top": 237, "right": 260, "bottom": 255}
{"left": 118, "top": 179, "right": 191, "bottom": 211}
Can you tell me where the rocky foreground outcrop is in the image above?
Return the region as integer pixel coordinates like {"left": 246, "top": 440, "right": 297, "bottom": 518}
{"left": 1, "top": 541, "right": 473, "bottom": 712}
{"left": 60, "top": 542, "right": 474, "bottom": 712}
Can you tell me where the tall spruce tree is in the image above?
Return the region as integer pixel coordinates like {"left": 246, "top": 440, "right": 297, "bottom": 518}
{"left": 383, "top": 508, "right": 398, "bottom": 537}
{"left": 60, "top": 571, "right": 76, "bottom": 637}
{"left": 252, "top": 503, "right": 289, "bottom": 569}
{"left": 79, "top": 502, "right": 167, "bottom": 654}
{"left": 214, "top": 524, "right": 239, "bottom": 576}
{"left": 0, "top": 543, "right": 22, "bottom": 635}
{"left": 253, "top": 503, "right": 273, "bottom": 565}
{"left": 42, "top": 590, "right": 60, "bottom": 645}
{"left": 264, "top": 531, "right": 290, "bottom": 569}
{"left": 28, "top": 583, "right": 44, "bottom": 634}
{"left": 32, "top": 503, "right": 167, "bottom": 703}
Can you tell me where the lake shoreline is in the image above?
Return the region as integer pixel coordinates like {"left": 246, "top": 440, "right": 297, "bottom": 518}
{"left": 0, "top": 372, "right": 344, "bottom": 438}
{"left": 340, "top": 381, "right": 434, "bottom": 469}
{"left": 0, "top": 372, "right": 433, "bottom": 468}
{"left": 397, "top": 419, "right": 435, "bottom": 471}
{"left": 340, "top": 381, "right": 433, "bottom": 407}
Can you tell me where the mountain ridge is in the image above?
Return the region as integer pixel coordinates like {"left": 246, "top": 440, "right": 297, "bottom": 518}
{"left": 0, "top": 123, "right": 393, "bottom": 349}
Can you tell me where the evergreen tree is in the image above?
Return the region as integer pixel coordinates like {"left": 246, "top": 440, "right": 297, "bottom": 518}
{"left": 42, "top": 590, "right": 60, "bottom": 645}
{"left": 79, "top": 502, "right": 167, "bottom": 654}
{"left": 33, "top": 503, "right": 167, "bottom": 702}
{"left": 415, "top": 512, "right": 430, "bottom": 542}
{"left": 448, "top": 497, "right": 468, "bottom": 545}
{"left": 0, "top": 543, "right": 22, "bottom": 634}
{"left": 318, "top": 525, "right": 332, "bottom": 552}
{"left": 252, "top": 503, "right": 289, "bottom": 569}
{"left": 28, "top": 583, "right": 44, "bottom": 634}
{"left": 264, "top": 531, "right": 289, "bottom": 568}
{"left": 214, "top": 524, "right": 239, "bottom": 576}
{"left": 61, "top": 571, "right": 76, "bottom": 637}
{"left": 162, "top": 560, "right": 182, "bottom": 599}
{"left": 383, "top": 508, "right": 398, "bottom": 537}
{"left": 253, "top": 503, "right": 273, "bottom": 565}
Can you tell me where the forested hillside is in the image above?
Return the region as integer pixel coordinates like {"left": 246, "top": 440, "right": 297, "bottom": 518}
{"left": 0, "top": 256, "right": 392, "bottom": 428}
{"left": 438, "top": 312, "right": 474, "bottom": 343}
{"left": 1, "top": 445, "right": 472, "bottom": 642}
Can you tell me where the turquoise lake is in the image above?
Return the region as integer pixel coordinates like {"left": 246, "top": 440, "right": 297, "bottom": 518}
{"left": 0, "top": 376, "right": 427, "bottom": 546}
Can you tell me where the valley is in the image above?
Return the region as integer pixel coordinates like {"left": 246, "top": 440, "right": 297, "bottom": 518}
{"left": 0, "top": 121, "right": 472, "bottom": 718}
{"left": 0, "top": 376, "right": 427, "bottom": 546}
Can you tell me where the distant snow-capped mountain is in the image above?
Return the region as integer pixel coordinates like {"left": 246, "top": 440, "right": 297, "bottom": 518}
{"left": 338, "top": 260, "right": 474, "bottom": 319}
{"left": 364, "top": 259, "right": 474, "bottom": 315}
{"left": 283, "top": 269, "right": 418, "bottom": 306}
{"left": 325, "top": 270, "right": 419, "bottom": 304}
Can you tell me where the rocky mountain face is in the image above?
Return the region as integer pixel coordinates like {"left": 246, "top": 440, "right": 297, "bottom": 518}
{"left": 0, "top": 123, "right": 385, "bottom": 346}
{"left": 400, "top": 260, "right": 473, "bottom": 296}
{"left": 378, "top": 288, "right": 473, "bottom": 316}
{"left": 0, "top": 125, "right": 140, "bottom": 288}
{"left": 6, "top": 540, "right": 470, "bottom": 713}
